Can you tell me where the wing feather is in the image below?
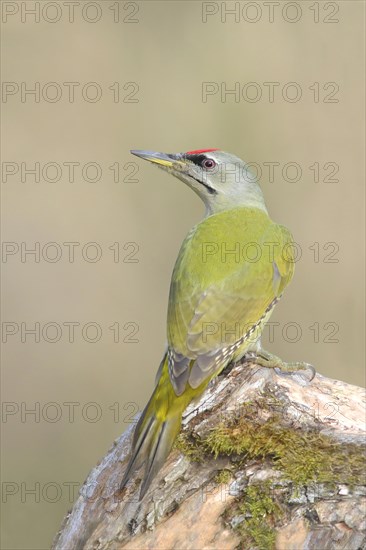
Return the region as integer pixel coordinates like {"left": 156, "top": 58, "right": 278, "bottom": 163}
{"left": 166, "top": 209, "right": 294, "bottom": 393}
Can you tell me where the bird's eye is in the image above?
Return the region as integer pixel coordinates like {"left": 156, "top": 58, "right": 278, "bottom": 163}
{"left": 202, "top": 158, "right": 216, "bottom": 170}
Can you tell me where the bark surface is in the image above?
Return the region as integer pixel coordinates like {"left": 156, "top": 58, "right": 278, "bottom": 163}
{"left": 53, "top": 363, "right": 366, "bottom": 550}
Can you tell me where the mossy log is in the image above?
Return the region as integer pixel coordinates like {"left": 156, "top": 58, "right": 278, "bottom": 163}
{"left": 53, "top": 363, "right": 366, "bottom": 550}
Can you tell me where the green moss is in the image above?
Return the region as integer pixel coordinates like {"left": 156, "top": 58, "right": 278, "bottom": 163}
{"left": 204, "top": 413, "right": 365, "bottom": 487}
{"left": 214, "top": 469, "right": 232, "bottom": 484}
{"left": 236, "top": 483, "right": 282, "bottom": 550}
{"left": 174, "top": 431, "right": 204, "bottom": 462}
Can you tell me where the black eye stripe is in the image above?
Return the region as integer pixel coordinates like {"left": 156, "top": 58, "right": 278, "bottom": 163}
{"left": 184, "top": 153, "right": 218, "bottom": 194}
{"left": 184, "top": 154, "right": 207, "bottom": 166}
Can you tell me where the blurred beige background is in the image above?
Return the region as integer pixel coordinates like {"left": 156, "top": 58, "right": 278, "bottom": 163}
{"left": 1, "top": 1, "right": 365, "bottom": 548}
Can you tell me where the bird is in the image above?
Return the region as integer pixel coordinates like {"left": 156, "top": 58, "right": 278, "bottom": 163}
{"left": 120, "top": 148, "right": 315, "bottom": 499}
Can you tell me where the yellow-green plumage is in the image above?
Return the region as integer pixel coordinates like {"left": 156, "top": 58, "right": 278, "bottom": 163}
{"left": 169, "top": 207, "right": 294, "bottom": 359}
{"left": 121, "top": 149, "right": 296, "bottom": 499}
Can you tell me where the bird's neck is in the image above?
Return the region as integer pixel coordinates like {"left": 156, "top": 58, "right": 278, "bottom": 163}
{"left": 204, "top": 186, "right": 268, "bottom": 217}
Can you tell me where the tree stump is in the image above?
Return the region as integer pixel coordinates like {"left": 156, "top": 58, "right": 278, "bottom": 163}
{"left": 52, "top": 363, "right": 366, "bottom": 550}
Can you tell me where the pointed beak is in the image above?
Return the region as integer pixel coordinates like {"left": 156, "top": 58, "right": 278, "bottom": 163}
{"left": 131, "top": 150, "right": 184, "bottom": 169}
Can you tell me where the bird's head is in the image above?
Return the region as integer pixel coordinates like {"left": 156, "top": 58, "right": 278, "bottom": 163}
{"left": 131, "top": 148, "right": 267, "bottom": 215}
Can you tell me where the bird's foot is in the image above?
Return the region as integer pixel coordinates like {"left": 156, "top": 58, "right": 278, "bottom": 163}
{"left": 243, "top": 349, "right": 316, "bottom": 384}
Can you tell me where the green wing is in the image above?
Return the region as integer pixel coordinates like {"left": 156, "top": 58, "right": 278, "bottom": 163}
{"left": 167, "top": 207, "right": 294, "bottom": 394}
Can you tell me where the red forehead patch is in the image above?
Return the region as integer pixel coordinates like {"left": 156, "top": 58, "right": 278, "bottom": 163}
{"left": 185, "top": 148, "right": 219, "bottom": 155}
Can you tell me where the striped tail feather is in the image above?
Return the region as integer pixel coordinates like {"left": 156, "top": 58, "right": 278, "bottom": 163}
{"left": 120, "top": 356, "right": 182, "bottom": 499}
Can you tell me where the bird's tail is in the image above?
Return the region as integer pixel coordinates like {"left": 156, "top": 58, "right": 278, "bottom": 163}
{"left": 120, "top": 354, "right": 183, "bottom": 499}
